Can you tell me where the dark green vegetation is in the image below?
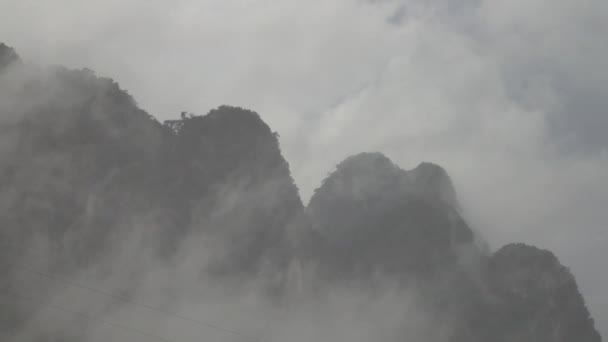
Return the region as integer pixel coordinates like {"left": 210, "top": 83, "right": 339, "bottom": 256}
{"left": 0, "top": 43, "right": 602, "bottom": 341}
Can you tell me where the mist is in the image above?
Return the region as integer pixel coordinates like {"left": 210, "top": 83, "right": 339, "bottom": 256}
{"left": 1, "top": 0, "right": 607, "bottom": 340}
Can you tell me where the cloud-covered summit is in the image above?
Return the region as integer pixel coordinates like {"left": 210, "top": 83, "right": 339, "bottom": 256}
{"left": 1, "top": 0, "right": 606, "bottom": 333}
{"left": 6, "top": 46, "right": 602, "bottom": 340}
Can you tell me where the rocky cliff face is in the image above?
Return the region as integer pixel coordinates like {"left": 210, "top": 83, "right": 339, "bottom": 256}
{"left": 301, "top": 152, "right": 601, "bottom": 341}
{"left": 163, "top": 106, "right": 303, "bottom": 275}
{"left": 303, "top": 152, "right": 476, "bottom": 282}
{"left": 0, "top": 60, "right": 165, "bottom": 269}
{"left": 0, "top": 42, "right": 301, "bottom": 274}
{"left": 484, "top": 243, "right": 602, "bottom": 342}
{"left": 0, "top": 44, "right": 601, "bottom": 342}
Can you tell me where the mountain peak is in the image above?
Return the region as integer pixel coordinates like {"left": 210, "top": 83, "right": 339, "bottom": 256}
{"left": 175, "top": 105, "right": 274, "bottom": 142}
{"left": 2, "top": 47, "right": 602, "bottom": 342}
{"left": 488, "top": 243, "right": 572, "bottom": 294}
{"left": 485, "top": 243, "right": 601, "bottom": 341}
{"left": 412, "top": 161, "right": 447, "bottom": 176}
{"left": 336, "top": 152, "right": 397, "bottom": 172}
{"left": 410, "top": 161, "right": 458, "bottom": 209}
{"left": 305, "top": 152, "right": 476, "bottom": 281}
{"left": 172, "top": 105, "right": 291, "bottom": 184}
{"left": 309, "top": 152, "right": 406, "bottom": 210}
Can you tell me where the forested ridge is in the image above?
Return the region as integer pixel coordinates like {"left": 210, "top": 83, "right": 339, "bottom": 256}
{"left": 0, "top": 43, "right": 601, "bottom": 342}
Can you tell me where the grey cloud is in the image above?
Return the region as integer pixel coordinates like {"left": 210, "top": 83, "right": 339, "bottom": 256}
{"left": 0, "top": 0, "right": 606, "bottom": 337}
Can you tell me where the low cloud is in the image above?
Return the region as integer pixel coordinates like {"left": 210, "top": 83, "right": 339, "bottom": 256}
{"left": 1, "top": 0, "right": 607, "bottom": 336}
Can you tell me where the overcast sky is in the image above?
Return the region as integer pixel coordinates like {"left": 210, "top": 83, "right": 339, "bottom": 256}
{"left": 1, "top": 0, "right": 607, "bottom": 336}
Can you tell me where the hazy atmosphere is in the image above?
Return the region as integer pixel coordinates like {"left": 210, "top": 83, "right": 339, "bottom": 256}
{"left": 1, "top": 0, "right": 607, "bottom": 340}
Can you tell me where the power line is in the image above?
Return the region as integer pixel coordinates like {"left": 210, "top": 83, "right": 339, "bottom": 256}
{"left": 3, "top": 289, "right": 175, "bottom": 342}
{"left": 7, "top": 262, "right": 250, "bottom": 338}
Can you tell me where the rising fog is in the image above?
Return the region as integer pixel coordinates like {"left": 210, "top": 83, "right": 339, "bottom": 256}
{"left": 1, "top": 0, "right": 607, "bottom": 341}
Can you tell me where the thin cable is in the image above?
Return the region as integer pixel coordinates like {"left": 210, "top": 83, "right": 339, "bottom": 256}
{"left": 3, "top": 289, "right": 175, "bottom": 342}
{"left": 8, "top": 262, "right": 248, "bottom": 337}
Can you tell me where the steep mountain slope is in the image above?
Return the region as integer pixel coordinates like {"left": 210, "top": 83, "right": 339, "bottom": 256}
{"left": 0, "top": 44, "right": 167, "bottom": 340}
{"left": 0, "top": 44, "right": 302, "bottom": 340}
{"left": 162, "top": 106, "right": 303, "bottom": 275}
{"left": 485, "top": 243, "right": 602, "bottom": 342}
{"left": 0, "top": 49, "right": 165, "bottom": 266}
{"left": 304, "top": 152, "right": 476, "bottom": 282}
{"left": 0, "top": 43, "right": 602, "bottom": 342}
{"left": 299, "top": 153, "right": 488, "bottom": 340}
{"left": 0, "top": 43, "right": 301, "bottom": 272}
{"left": 301, "top": 152, "right": 601, "bottom": 341}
